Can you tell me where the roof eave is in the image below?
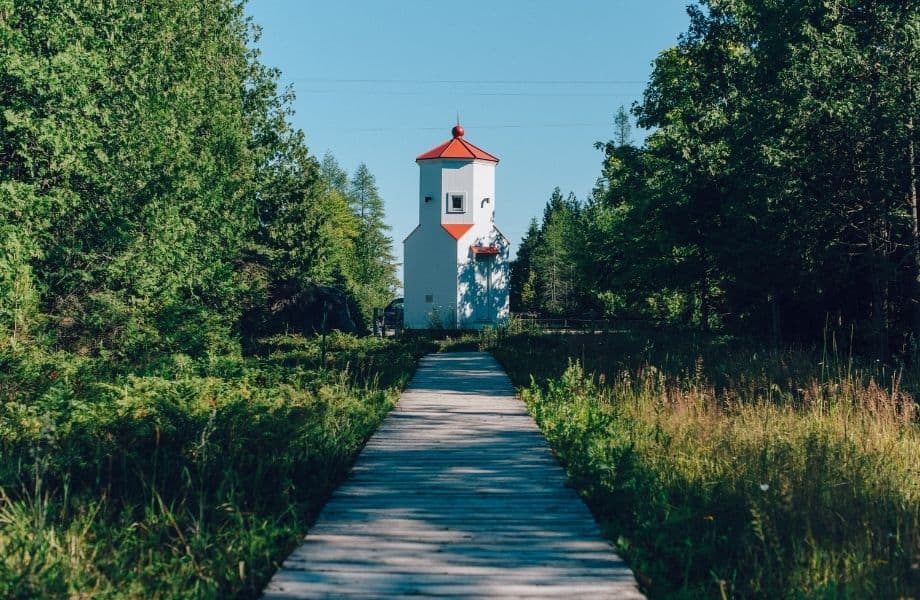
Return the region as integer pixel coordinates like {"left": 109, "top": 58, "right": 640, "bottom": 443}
{"left": 416, "top": 157, "right": 499, "bottom": 164}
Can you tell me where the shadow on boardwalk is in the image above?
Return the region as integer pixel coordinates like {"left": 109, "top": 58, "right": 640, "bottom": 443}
{"left": 263, "top": 352, "right": 643, "bottom": 599}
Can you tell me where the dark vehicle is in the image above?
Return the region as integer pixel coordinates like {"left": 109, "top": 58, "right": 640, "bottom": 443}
{"left": 383, "top": 298, "right": 404, "bottom": 330}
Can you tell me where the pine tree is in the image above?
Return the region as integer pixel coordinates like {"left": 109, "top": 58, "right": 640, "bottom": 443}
{"left": 613, "top": 105, "right": 632, "bottom": 147}
{"left": 256, "top": 136, "right": 357, "bottom": 289}
{"left": 515, "top": 189, "right": 585, "bottom": 316}
{"left": 510, "top": 219, "right": 541, "bottom": 312}
{"left": 348, "top": 163, "right": 398, "bottom": 319}
{"left": 320, "top": 152, "right": 349, "bottom": 196}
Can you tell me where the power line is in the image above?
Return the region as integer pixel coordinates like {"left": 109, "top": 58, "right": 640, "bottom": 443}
{"left": 285, "top": 77, "right": 646, "bottom": 85}
{"left": 295, "top": 89, "right": 640, "bottom": 98}
{"left": 306, "top": 123, "right": 614, "bottom": 132}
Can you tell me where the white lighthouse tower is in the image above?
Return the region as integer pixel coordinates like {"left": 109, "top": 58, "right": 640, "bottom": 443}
{"left": 403, "top": 123, "right": 510, "bottom": 329}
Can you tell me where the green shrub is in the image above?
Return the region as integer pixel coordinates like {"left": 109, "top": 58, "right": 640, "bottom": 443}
{"left": 0, "top": 334, "right": 428, "bottom": 598}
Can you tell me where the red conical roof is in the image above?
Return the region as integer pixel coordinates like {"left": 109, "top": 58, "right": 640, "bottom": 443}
{"left": 416, "top": 124, "right": 499, "bottom": 163}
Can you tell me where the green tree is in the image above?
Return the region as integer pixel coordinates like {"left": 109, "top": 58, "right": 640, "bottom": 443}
{"left": 517, "top": 189, "right": 585, "bottom": 316}
{"left": 1, "top": 0, "right": 258, "bottom": 360}
{"left": 320, "top": 151, "right": 349, "bottom": 196}
{"left": 577, "top": 0, "right": 920, "bottom": 353}
{"left": 255, "top": 135, "right": 357, "bottom": 289}
{"left": 348, "top": 163, "right": 397, "bottom": 319}
{"left": 0, "top": 0, "right": 395, "bottom": 353}
{"left": 510, "top": 219, "right": 541, "bottom": 312}
{"left": 613, "top": 105, "right": 632, "bottom": 147}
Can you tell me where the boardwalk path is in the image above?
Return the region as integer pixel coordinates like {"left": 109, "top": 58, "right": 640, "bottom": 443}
{"left": 263, "top": 352, "right": 643, "bottom": 598}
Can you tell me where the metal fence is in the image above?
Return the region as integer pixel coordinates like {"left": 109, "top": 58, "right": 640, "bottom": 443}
{"left": 510, "top": 315, "right": 663, "bottom": 333}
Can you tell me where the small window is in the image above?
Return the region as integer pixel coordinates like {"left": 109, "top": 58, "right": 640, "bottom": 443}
{"left": 425, "top": 294, "right": 433, "bottom": 303}
{"left": 424, "top": 196, "right": 432, "bottom": 203}
{"left": 446, "top": 193, "right": 465, "bottom": 213}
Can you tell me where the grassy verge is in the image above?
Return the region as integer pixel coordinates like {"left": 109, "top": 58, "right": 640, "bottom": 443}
{"left": 0, "top": 332, "right": 433, "bottom": 598}
{"left": 474, "top": 329, "right": 920, "bottom": 598}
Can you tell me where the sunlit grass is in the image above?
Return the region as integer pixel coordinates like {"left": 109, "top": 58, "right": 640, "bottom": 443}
{"left": 0, "top": 334, "right": 432, "bottom": 598}
{"left": 480, "top": 330, "right": 920, "bottom": 598}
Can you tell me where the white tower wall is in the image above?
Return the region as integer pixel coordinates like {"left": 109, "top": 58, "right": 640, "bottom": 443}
{"left": 440, "top": 161, "right": 476, "bottom": 227}
{"left": 470, "top": 161, "right": 496, "bottom": 226}
{"left": 417, "top": 162, "right": 442, "bottom": 227}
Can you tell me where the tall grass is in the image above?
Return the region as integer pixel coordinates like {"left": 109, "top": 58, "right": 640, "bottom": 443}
{"left": 0, "top": 333, "right": 432, "bottom": 598}
{"left": 480, "top": 330, "right": 920, "bottom": 598}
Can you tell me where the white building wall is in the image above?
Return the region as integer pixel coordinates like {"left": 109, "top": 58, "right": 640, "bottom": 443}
{"left": 404, "top": 224, "right": 458, "bottom": 329}
{"left": 456, "top": 222, "right": 510, "bottom": 329}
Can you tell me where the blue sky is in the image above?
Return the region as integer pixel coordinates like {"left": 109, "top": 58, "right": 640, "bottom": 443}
{"left": 244, "top": 1, "right": 692, "bottom": 286}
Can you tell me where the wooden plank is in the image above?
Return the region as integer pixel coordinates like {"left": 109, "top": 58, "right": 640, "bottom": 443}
{"left": 262, "top": 352, "right": 644, "bottom": 599}
{"left": 285, "top": 534, "right": 621, "bottom": 553}
{"left": 264, "top": 571, "right": 644, "bottom": 599}
{"left": 282, "top": 545, "right": 624, "bottom": 564}
{"left": 269, "top": 568, "right": 638, "bottom": 585}
{"left": 307, "top": 522, "right": 602, "bottom": 536}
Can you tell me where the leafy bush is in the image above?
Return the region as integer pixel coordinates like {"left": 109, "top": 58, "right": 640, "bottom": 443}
{"left": 0, "top": 335, "right": 430, "bottom": 598}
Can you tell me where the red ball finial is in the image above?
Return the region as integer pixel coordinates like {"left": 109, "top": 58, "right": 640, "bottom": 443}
{"left": 452, "top": 124, "right": 464, "bottom": 138}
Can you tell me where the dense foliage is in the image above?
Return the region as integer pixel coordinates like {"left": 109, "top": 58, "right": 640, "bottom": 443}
{"left": 512, "top": 0, "right": 920, "bottom": 357}
{"left": 1, "top": 1, "right": 404, "bottom": 597}
{"left": 0, "top": 0, "right": 397, "bottom": 361}
{"left": 475, "top": 328, "right": 920, "bottom": 598}
{"left": 0, "top": 334, "right": 430, "bottom": 598}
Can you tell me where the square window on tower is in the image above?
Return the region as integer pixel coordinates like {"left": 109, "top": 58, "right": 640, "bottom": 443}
{"left": 447, "top": 193, "right": 465, "bottom": 213}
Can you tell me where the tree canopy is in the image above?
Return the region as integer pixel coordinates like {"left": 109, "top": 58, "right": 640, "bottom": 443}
{"left": 511, "top": 0, "right": 920, "bottom": 356}
{"left": 0, "top": 0, "right": 398, "bottom": 364}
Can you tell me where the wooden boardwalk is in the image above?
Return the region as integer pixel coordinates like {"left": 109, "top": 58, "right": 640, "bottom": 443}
{"left": 263, "top": 352, "right": 643, "bottom": 599}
